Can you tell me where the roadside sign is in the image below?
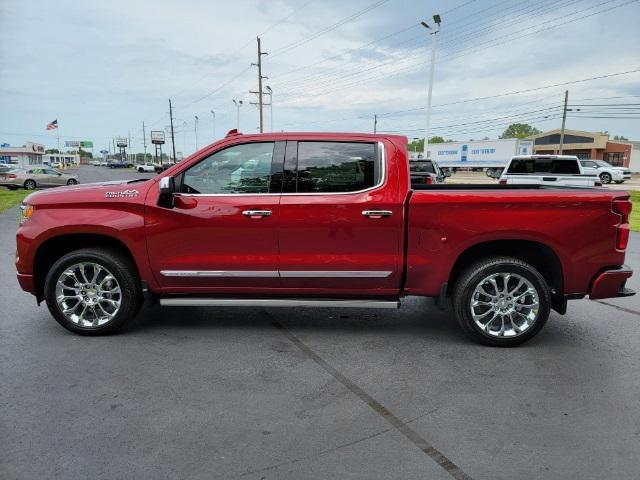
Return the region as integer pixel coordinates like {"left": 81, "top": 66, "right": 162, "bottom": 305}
{"left": 151, "top": 131, "right": 165, "bottom": 145}
{"left": 116, "top": 137, "right": 128, "bottom": 147}
{"left": 65, "top": 140, "right": 80, "bottom": 148}
{"left": 80, "top": 141, "right": 94, "bottom": 148}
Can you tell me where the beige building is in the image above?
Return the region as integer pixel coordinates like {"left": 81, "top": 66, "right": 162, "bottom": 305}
{"left": 529, "top": 129, "right": 632, "bottom": 168}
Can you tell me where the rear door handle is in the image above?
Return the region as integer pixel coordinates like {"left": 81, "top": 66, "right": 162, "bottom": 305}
{"left": 242, "top": 210, "right": 272, "bottom": 218}
{"left": 542, "top": 177, "right": 557, "bottom": 181}
{"left": 362, "top": 210, "right": 393, "bottom": 218}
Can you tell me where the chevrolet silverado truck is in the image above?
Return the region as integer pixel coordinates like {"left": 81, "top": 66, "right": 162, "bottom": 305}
{"left": 15, "top": 131, "right": 635, "bottom": 346}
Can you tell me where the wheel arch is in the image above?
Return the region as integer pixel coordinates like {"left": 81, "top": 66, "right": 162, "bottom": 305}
{"left": 33, "top": 233, "right": 140, "bottom": 303}
{"left": 448, "top": 239, "right": 564, "bottom": 300}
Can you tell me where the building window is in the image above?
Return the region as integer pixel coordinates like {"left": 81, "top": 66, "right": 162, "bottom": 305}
{"left": 535, "top": 134, "right": 595, "bottom": 145}
{"left": 606, "top": 152, "right": 624, "bottom": 166}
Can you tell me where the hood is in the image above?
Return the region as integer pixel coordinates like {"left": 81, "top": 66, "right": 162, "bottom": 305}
{"left": 24, "top": 178, "right": 155, "bottom": 206}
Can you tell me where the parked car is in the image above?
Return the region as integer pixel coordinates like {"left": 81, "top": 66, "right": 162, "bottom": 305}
{"left": 579, "top": 159, "right": 629, "bottom": 184}
{"left": 486, "top": 167, "right": 503, "bottom": 179}
{"left": 409, "top": 158, "right": 449, "bottom": 185}
{"left": 154, "top": 162, "right": 174, "bottom": 173}
{"left": 499, "top": 155, "right": 599, "bottom": 187}
{"left": 4, "top": 167, "right": 79, "bottom": 190}
{"left": 15, "top": 132, "right": 634, "bottom": 346}
{"left": 137, "top": 163, "right": 157, "bottom": 173}
{"left": 49, "top": 161, "right": 63, "bottom": 169}
{"left": 108, "top": 161, "right": 133, "bottom": 169}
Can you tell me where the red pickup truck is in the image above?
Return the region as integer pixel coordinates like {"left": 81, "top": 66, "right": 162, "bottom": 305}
{"left": 15, "top": 131, "right": 634, "bottom": 346}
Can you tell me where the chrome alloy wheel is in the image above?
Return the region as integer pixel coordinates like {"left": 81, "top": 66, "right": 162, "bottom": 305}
{"left": 55, "top": 262, "right": 122, "bottom": 328}
{"left": 470, "top": 272, "right": 540, "bottom": 338}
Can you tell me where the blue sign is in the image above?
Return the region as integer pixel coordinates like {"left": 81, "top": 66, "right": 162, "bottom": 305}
{"left": 461, "top": 144, "right": 468, "bottom": 162}
{"left": 0, "top": 143, "right": 9, "bottom": 148}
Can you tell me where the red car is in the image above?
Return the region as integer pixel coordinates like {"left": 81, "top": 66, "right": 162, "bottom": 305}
{"left": 15, "top": 131, "right": 634, "bottom": 346}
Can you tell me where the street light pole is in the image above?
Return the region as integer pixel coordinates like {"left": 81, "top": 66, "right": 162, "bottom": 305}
{"left": 421, "top": 14, "right": 441, "bottom": 160}
{"left": 559, "top": 90, "right": 569, "bottom": 155}
{"left": 233, "top": 99, "right": 243, "bottom": 130}
{"left": 210, "top": 110, "right": 216, "bottom": 140}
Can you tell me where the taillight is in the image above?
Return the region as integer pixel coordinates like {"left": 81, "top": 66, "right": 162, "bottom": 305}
{"left": 498, "top": 179, "right": 507, "bottom": 185}
{"left": 424, "top": 176, "right": 433, "bottom": 185}
{"left": 613, "top": 198, "right": 632, "bottom": 250}
{"left": 8, "top": 174, "right": 16, "bottom": 179}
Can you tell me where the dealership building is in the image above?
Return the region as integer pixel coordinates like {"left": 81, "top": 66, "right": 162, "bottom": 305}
{"left": 0, "top": 141, "right": 45, "bottom": 168}
{"left": 530, "top": 129, "right": 633, "bottom": 168}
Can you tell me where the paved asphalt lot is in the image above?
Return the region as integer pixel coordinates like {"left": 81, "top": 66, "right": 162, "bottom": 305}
{"left": 2, "top": 166, "right": 640, "bottom": 479}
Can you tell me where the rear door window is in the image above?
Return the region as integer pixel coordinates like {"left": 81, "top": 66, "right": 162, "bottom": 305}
{"left": 289, "top": 141, "right": 380, "bottom": 193}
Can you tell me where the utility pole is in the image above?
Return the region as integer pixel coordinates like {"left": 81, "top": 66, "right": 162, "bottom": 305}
{"left": 421, "top": 14, "right": 441, "bottom": 159}
{"left": 128, "top": 130, "right": 131, "bottom": 163}
{"left": 142, "top": 120, "right": 147, "bottom": 164}
{"left": 169, "top": 99, "right": 177, "bottom": 163}
{"left": 210, "top": 110, "right": 216, "bottom": 139}
{"left": 194, "top": 115, "right": 199, "bottom": 150}
{"left": 251, "top": 37, "right": 268, "bottom": 133}
{"left": 374, "top": 114, "right": 377, "bottom": 134}
{"left": 233, "top": 99, "right": 243, "bottom": 130}
{"left": 559, "top": 90, "right": 569, "bottom": 155}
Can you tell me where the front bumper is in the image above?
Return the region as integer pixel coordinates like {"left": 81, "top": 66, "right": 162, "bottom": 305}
{"left": 589, "top": 265, "right": 635, "bottom": 300}
{"left": 17, "top": 272, "right": 35, "bottom": 294}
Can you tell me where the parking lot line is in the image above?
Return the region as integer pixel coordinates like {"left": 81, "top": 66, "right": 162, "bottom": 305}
{"left": 265, "top": 311, "right": 473, "bottom": 480}
{"left": 595, "top": 300, "right": 640, "bottom": 316}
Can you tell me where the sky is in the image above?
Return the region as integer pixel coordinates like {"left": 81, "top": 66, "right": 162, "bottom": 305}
{"left": 1, "top": 0, "right": 639, "bottom": 156}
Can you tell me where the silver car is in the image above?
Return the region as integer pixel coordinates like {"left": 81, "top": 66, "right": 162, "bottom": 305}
{"left": 2, "top": 167, "right": 79, "bottom": 190}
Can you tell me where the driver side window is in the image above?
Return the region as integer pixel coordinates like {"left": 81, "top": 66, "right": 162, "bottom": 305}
{"left": 181, "top": 142, "right": 274, "bottom": 194}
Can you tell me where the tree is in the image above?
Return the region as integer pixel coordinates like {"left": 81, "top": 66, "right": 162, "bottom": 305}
{"left": 500, "top": 123, "right": 541, "bottom": 139}
{"left": 407, "top": 136, "right": 454, "bottom": 153}
{"left": 613, "top": 135, "right": 629, "bottom": 141}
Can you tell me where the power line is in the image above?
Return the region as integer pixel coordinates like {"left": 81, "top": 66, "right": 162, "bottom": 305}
{"left": 269, "top": 0, "right": 392, "bottom": 58}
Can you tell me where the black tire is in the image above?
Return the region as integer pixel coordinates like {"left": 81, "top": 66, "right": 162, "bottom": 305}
{"left": 44, "top": 248, "right": 143, "bottom": 335}
{"left": 599, "top": 172, "right": 612, "bottom": 184}
{"left": 452, "top": 256, "right": 551, "bottom": 347}
{"left": 138, "top": 167, "right": 144, "bottom": 173}
{"left": 615, "top": 180, "right": 624, "bottom": 184}
{"left": 66, "top": 178, "right": 78, "bottom": 185}
{"left": 7, "top": 185, "right": 18, "bottom": 190}
{"left": 24, "top": 179, "right": 36, "bottom": 190}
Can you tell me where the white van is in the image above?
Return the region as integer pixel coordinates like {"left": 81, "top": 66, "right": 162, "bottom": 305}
{"left": 499, "top": 155, "right": 599, "bottom": 187}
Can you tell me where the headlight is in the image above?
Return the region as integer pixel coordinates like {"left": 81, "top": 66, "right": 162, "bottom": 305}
{"left": 19, "top": 203, "right": 34, "bottom": 225}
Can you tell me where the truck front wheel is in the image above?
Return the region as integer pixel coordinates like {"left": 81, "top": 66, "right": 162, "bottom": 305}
{"left": 452, "top": 257, "right": 551, "bottom": 347}
{"left": 44, "top": 248, "right": 143, "bottom": 335}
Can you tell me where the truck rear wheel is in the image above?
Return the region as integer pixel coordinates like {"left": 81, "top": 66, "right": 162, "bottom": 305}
{"left": 452, "top": 256, "right": 551, "bottom": 347}
{"left": 44, "top": 248, "right": 142, "bottom": 335}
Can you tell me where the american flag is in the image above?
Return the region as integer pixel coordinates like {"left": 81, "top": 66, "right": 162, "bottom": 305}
{"left": 46, "top": 119, "right": 58, "bottom": 130}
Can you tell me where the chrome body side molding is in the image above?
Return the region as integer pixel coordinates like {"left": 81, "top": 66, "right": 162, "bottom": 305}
{"left": 160, "top": 270, "right": 279, "bottom": 278}
{"left": 161, "top": 270, "right": 393, "bottom": 278}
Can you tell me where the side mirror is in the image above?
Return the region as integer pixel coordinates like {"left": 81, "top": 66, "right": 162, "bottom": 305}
{"left": 443, "top": 169, "right": 452, "bottom": 177}
{"left": 159, "top": 176, "right": 174, "bottom": 195}
{"left": 158, "top": 176, "right": 175, "bottom": 208}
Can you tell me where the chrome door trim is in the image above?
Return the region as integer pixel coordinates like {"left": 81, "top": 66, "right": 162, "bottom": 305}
{"left": 160, "top": 270, "right": 392, "bottom": 278}
{"left": 160, "top": 298, "right": 400, "bottom": 309}
{"left": 174, "top": 141, "right": 387, "bottom": 197}
{"left": 280, "top": 271, "right": 392, "bottom": 278}
{"left": 160, "top": 270, "right": 279, "bottom": 278}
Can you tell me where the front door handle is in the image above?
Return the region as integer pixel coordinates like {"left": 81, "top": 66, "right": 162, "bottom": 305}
{"left": 362, "top": 210, "right": 393, "bottom": 219}
{"left": 242, "top": 210, "right": 272, "bottom": 218}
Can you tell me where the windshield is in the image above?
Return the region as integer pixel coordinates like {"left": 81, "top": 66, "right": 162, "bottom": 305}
{"left": 595, "top": 161, "right": 613, "bottom": 168}
{"left": 410, "top": 160, "right": 436, "bottom": 174}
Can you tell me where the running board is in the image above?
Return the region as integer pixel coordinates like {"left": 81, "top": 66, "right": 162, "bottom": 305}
{"left": 159, "top": 298, "right": 400, "bottom": 309}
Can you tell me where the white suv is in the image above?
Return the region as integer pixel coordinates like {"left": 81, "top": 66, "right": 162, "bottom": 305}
{"left": 499, "top": 155, "right": 599, "bottom": 187}
{"left": 579, "top": 159, "right": 628, "bottom": 184}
